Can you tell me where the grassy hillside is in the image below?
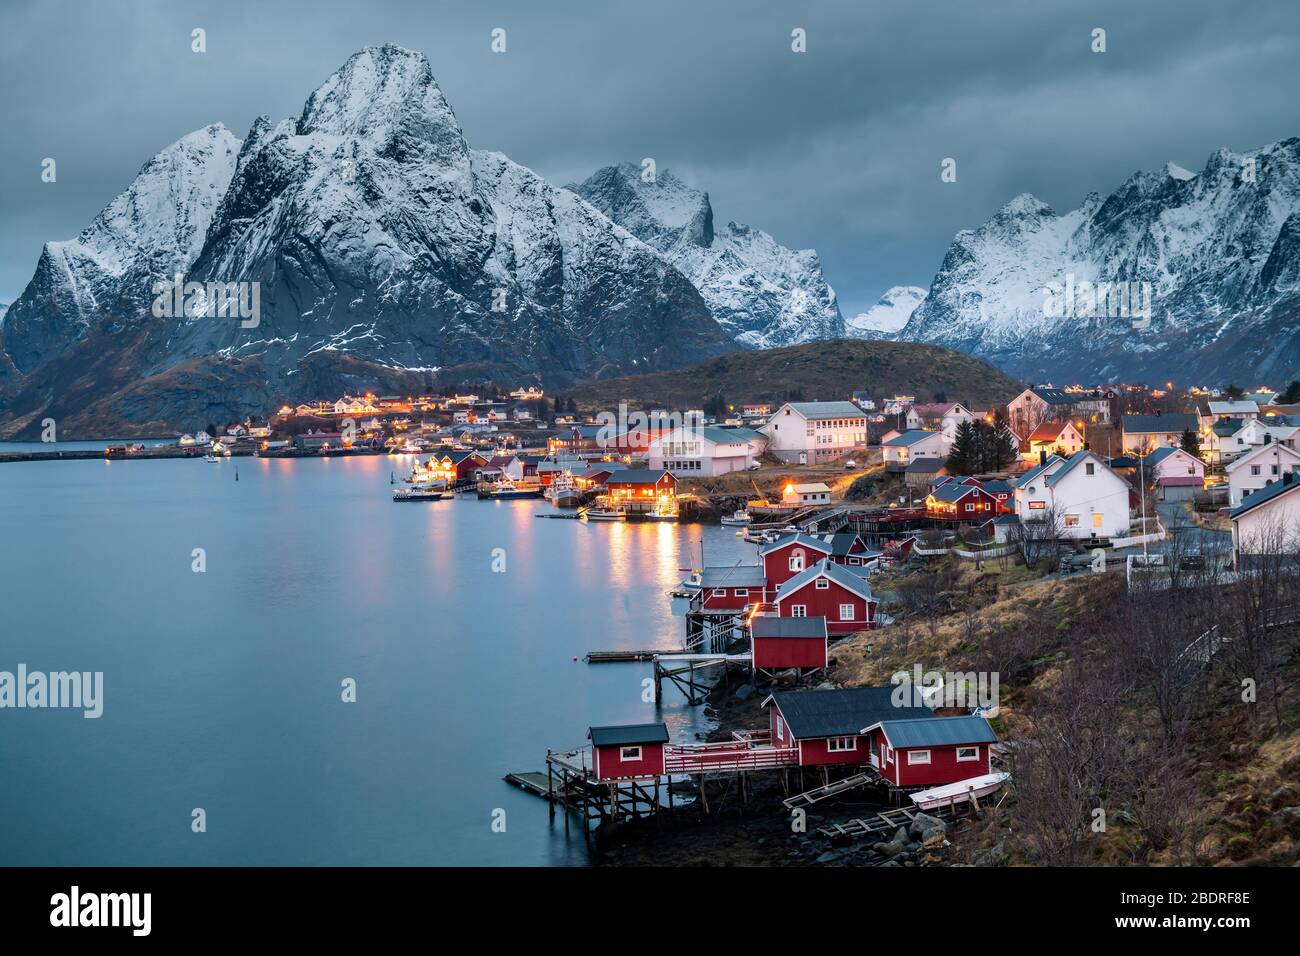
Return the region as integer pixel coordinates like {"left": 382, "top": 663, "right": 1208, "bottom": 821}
{"left": 559, "top": 338, "right": 1022, "bottom": 412}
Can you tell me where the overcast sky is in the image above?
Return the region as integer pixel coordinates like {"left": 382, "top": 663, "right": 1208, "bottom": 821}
{"left": 2, "top": 0, "right": 1298, "bottom": 317}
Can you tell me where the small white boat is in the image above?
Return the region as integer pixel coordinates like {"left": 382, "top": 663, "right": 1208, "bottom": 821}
{"left": 645, "top": 510, "right": 678, "bottom": 522}
{"left": 909, "top": 772, "right": 1009, "bottom": 811}
{"left": 393, "top": 486, "right": 450, "bottom": 502}
{"left": 583, "top": 506, "right": 625, "bottom": 521}
{"left": 545, "top": 475, "right": 582, "bottom": 507}
{"left": 203, "top": 454, "right": 219, "bottom": 463}
{"left": 720, "top": 509, "right": 753, "bottom": 526}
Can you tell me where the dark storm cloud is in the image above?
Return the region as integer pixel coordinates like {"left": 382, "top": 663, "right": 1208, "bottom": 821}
{"left": 1, "top": 0, "right": 1297, "bottom": 317}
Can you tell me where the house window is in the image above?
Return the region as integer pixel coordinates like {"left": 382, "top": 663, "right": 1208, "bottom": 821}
{"left": 1029, "top": 500, "right": 1045, "bottom": 510}
{"left": 776, "top": 717, "right": 784, "bottom": 741}
{"left": 1085, "top": 462, "right": 1095, "bottom": 475}
{"left": 964, "top": 503, "right": 973, "bottom": 511}
{"left": 839, "top": 603, "right": 855, "bottom": 621}
{"left": 1064, "top": 514, "right": 1080, "bottom": 527}
{"left": 956, "top": 746, "right": 980, "bottom": 762}
{"left": 827, "top": 736, "right": 857, "bottom": 752}
{"left": 789, "top": 555, "right": 804, "bottom": 572}
{"left": 619, "top": 746, "right": 642, "bottom": 762}
{"left": 734, "top": 588, "right": 748, "bottom": 597}
{"left": 885, "top": 746, "right": 894, "bottom": 764}
{"left": 711, "top": 588, "right": 726, "bottom": 597}
{"left": 816, "top": 578, "right": 829, "bottom": 589}
{"left": 1093, "top": 513, "right": 1103, "bottom": 528}
{"left": 790, "top": 605, "right": 807, "bottom": 617}
{"left": 1251, "top": 465, "right": 1261, "bottom": 476}
{"left": 907, "top": 750, "right": 931, "bottom": 765}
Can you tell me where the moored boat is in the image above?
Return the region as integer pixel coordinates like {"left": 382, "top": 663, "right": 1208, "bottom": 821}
{"left": 720, "top": 509, "right": 752, "bottom": 526}
{"left": 545, "top": 474, "right": 582, "bottom": 507}
{"left": 488, "top": 479, "right": 544, "bottom": 500}
{"left": 909, "top": 772, "right": 1010, "bottom": 811}
{"left": 393, "top": 487, "right": 450, "bottom": 502}
{"left": 582, "top": 505, "right": 625, "bottom": 521}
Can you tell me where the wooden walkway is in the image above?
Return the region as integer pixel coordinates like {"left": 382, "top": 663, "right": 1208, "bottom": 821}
{"left": 816, "top": 804, "right": 957, "bottom": 840}
{"left": 584, "top": 649, "right": 661, "bottom": 663}
{"left": 783, "top": 770, "right": 877, "bottom": 810}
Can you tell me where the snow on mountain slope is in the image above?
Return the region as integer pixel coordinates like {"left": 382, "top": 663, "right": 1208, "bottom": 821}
{"left": 900, "top": 139, "right": 1300, "bottom": 383}
{"left": 846, "top": 286, "right": 927, "bottom": 338}
{"left": 572, "top": 163, "right": 843, "bottom": 348}
{"left": 0, "top": 45, "right": 734, "bottom": 434}
{"left": 1, "top": 125, "right": 239, "bottom": 372}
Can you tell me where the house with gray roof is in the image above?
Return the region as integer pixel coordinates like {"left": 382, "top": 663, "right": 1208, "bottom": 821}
{"left": 760, "top": 401, "right": 869, "bottom": 465}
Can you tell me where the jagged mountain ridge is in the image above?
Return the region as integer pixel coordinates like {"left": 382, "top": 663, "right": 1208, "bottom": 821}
{"left": 571, "top": 163, "right": 844, "bottom": 348}
{"left": 900, "top": 139, "right": 1300, "bottom": 383}
{"left": 0, "top": 45, "right": 736, "bottom": 436}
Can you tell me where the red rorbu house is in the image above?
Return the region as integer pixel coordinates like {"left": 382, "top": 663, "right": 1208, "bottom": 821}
{"left": 763, "top": 687, "right": 998, "bottom": 787}
{"left": 757, "top": 532, "right": 879, "bottom": 596}
{"left": 604, "top": 469, "right": 678, "bottom": 515}
{"left": 772, "top": 559, "right": 878, "bottom": 635}
{"left": 750, "top": 615, "right": 828, "bottom": 675}
{"left": 548, "top": 424, "right": 605, "bottom": 456}
{"left": 588, "top": 723, "right": 669, "bottom": 782}
{"left": 861, "top": 715, "right": 998, "bottom": 788}
{"left": 924, "top": 480, "right": 1002, "bottom": 521}
{"left": 763, "top": 686, "right": 932, "bottom": 770}
{"left": 695, "top": 565, "right": 768, "bottom": 613}
{"left": 574, "top": 464, "right": 619, "bottom": 491}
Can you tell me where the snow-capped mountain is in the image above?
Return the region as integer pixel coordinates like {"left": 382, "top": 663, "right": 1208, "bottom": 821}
{"left": 2, "top": 124, "right": 239, "bottom": 373}
{"left": 900, "top": 139, "right": 1300, "bottom": 383}
{"left": 572, "top": 163, "right": 843, "bottom": 348}
{"left": 846, "top": 286, "right": 926, "bottom": 339}
{"left": 0, "top": 45, "right": 734, "bottom": 435}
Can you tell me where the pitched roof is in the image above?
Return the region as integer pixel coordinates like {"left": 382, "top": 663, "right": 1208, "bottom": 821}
{"left": 929, "top": 482, "right": 983, "bottom": 503}
{"left": 1044, "top": 449, "right": 1109, "bottom": 487}
{"left": 758, "top": 532, "right": 834, "bottom": 557}
{"left": 910, "top": 402, "right": 960, "bottom": 418}
{"left": 750, "top": 616, "right": 828, "bottom": 640}
{"left": 699, "top": 425, "right": 763, "bottom": 444}
{"left": 1031, "top": 387, "right": 1077, "bottom": 405}
{"left": 699, "top": 564, "right": 768, "bottom": 588}
{"left": 766, "top": 686, "right": 933, "bottom": 739}
{"left": 1207, "top": 400, "right": 1260, "bottom": 415}
{"left": 785, "top": 401, "right": 869, "bottom": 420}
{"left": 776, "top": 558, "right": 874, "bottom": 602}
{"left": 1230, "top": 472, "right": 1300, "bottom": 518}
{"left": 789, "top": 482, "right": 831, "bottom": 494}
{"left": 873, "top": 715, "right": 998, "bottom": 748}
{"left": 1225, "top": 441, "right": 1300, "bottom": 473}
{"left": 1015, "top": 454, "right": 1066, "bottom": 487}
{"left": 979, "top": 479, "right": 1014, "bottom": 496}
{"left": 1029, "top": 420, "right": 1075, "bottom": 442}
{"left": 883, "top": 429, "right": 941, "bottom": 447}
{"left": 588, "top": 723, "right": 670, "bottom": 747}
{"left": 1123, "top": 413, "right": 1200, "bottom": 434}
{"left": 605, "top": 468, "right": 672, "bottom": 485}
{"left": 905, "top": 456, "right": 945, "bottom": 473}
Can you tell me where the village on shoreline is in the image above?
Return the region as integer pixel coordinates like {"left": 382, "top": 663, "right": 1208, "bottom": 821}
{"left": 6, "top": 370, "right": 1300, "bottom": 867}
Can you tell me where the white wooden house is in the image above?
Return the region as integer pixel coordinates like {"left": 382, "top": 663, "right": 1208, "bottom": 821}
{"left": 1013, "top": 450, "right": 1131, "bottom": 540}
{"left": 1226, "top": 442, "right": 1300, "bottom": 507}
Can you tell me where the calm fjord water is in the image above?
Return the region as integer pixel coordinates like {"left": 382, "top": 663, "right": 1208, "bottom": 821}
{"left": 0, "top": 454, "right": 748, "bottom": 865}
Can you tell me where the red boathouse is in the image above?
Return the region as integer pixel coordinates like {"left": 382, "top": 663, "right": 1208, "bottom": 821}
{"left": 863, "top": 716, "right": 997, "bottom": 788}
{"left": 588, "top": 723, "right": 670, "bottom": 781}
{"left": 772, "top": 559, "right": 878, "bottom": 635}
{"left": 750, "top": 615, "right": 828, "bottom": 673}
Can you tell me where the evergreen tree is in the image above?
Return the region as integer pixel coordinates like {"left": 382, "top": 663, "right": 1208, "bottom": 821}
{"left": 1278, "top": 380, "right": 1300, "bottom": 404}
{"left": 1224, "top": 383, "right": 1244, "bottom": 399}
{"left": 946, "top": 420, "right": 979, "bottom": 473}
{"left": 1180, "top": 427, "right": 1201, "bottom": 457}
{"left": 989, "top": 412, "right": 1021, "bottom": 470}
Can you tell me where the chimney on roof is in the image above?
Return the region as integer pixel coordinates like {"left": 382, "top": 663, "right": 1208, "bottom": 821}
{"left": 1286, "top": 471, "right": 1294, "bottom": 486}
{"left": 1040, "top": 449, "right": 1047, "bottom": 466}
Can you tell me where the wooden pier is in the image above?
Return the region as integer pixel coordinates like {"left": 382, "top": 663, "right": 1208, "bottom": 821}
{"left": 584, "top": 649, "right": 661, "bottom": 663}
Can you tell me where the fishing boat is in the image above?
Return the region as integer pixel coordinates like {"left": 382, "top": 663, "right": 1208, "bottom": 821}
{"left": 545, "top": 474, "right": 582, "bottom": 507}
{"left": 202, "top": 453, "right": 219, "bottom": 463}
{"left": 909, "top": 772, "right": 1009, "bottom": 811}
{"left": 644, "top": 511, "right": 678, "bottom": 522}
{"left": 582, "top": 505, "right": 625, "bottom": 521}
{"left": 720, "top": 509, "right": 752, "bottom": 526}
{"left": 489, "top": 480, "right": 544, "bottom": 500}
{"left": 393, "top": 486, "right": 450, "bottom": 502}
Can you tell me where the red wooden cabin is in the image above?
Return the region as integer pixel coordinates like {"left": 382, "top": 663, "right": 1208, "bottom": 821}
{"left": 697, "top": 565, "right": 768, "bottom": 612}
{"left": 763, "top": 686, "right": 932, "bottom": 769}
{"left": 925, "top": 481, "right": 1002, "bottom": 521}
{"left": 588, "top": 723, "right": 669, "bottom": 781}
{"left": 604, "top": 469, "right": 677, "bottom": 512}
{"left": 750, "top": 615, "right": 828, "bottom": 672}
{"left": 759, "top": 533, "right": 834, "bottom": 593}
{"left": 862, "top": 716, "right": 997, "bottom": 788}
{"left": 773, "top": 559, "right": 878, "bottom": 635}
